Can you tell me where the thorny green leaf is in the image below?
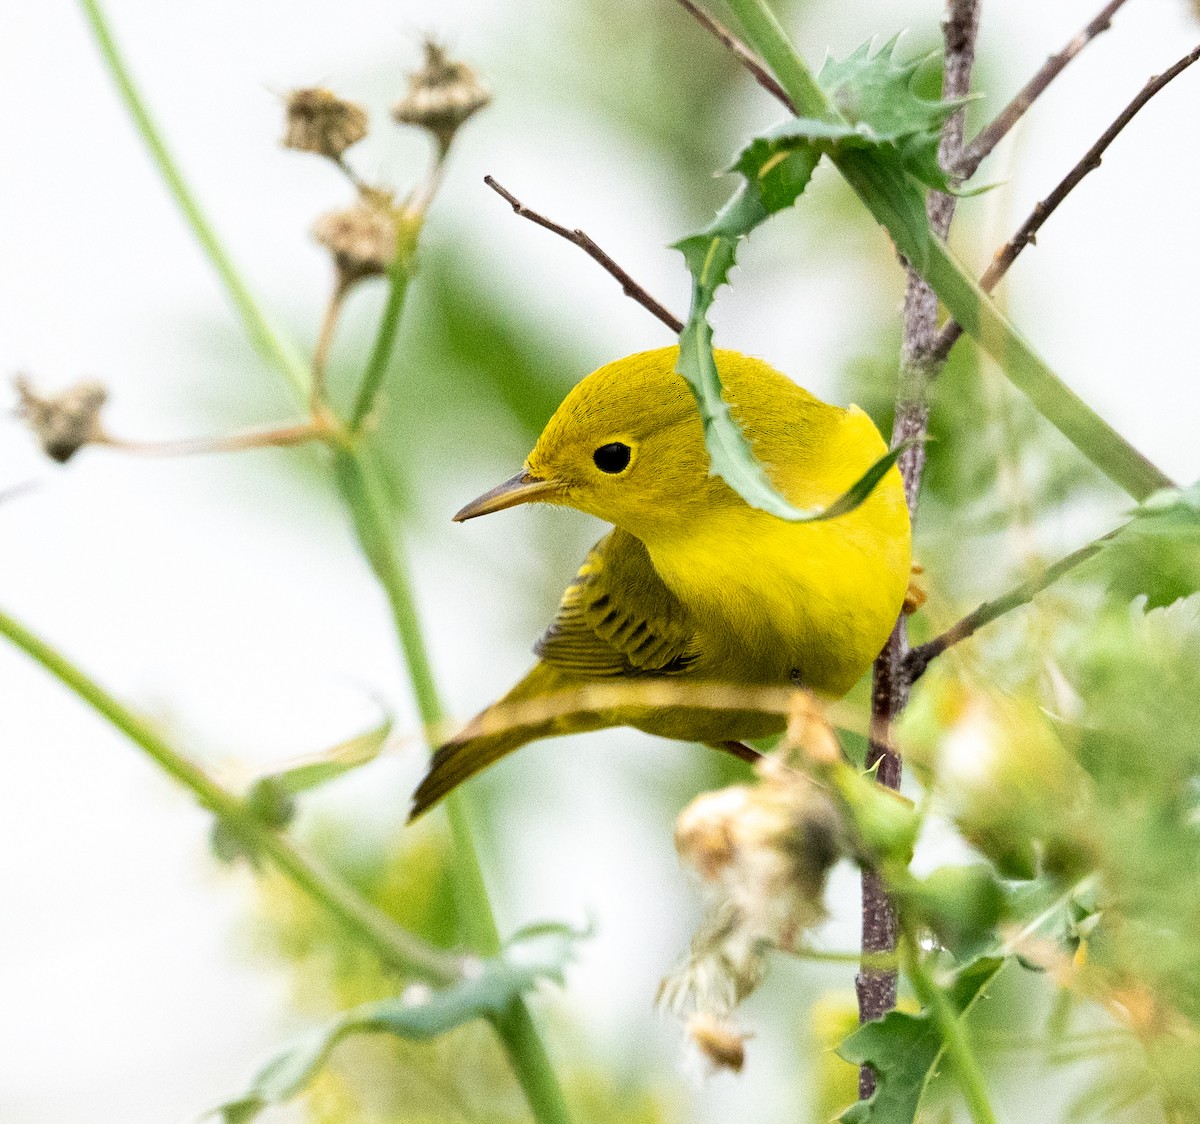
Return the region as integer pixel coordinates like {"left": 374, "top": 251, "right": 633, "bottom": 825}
{"left": 1007, "top": 876, "right": 1100, "bottom": 974}
{"left": 817, "top": 37, "right": 967, "bottom": 192}
{"left": 210, "top": 924, "right": 584, "bottom": 1123}
{"left": 673, "top": 38, "right": 957, "bottom": 520}
{"left": 1098, "top": 480, "right": 1200, "bottom": 609}
{"left": 903, "top": 865, "right": 1010, "bottom": 962}
{"left": 837, "top": 957, "right": 1003, "bottom": 1124}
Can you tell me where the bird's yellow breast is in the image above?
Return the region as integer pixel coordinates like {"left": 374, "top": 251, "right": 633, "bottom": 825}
{"left": 645, "top": 406, "right": 911, "bottom": 697}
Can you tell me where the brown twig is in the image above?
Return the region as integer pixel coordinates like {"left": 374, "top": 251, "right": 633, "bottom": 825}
{"left": 333, "top": 154, "right": 367, "bottom": 192}
{"left": 671, "top": 0, "right": 795, "bottom": 111}
{"left": 484, "top": 176, "right": 683, "bottom": 333}
{"left": 99, "top": 419, "right": 331, "bottom": 456}
{"left": 932, "top": 39, "right": 1200, "bottom": 364}
{"left": 904, "top": 525, "right": 1123, "bottom": 682}
{"left": 955, "top": 0, "right": 1132, "bottom": 179}
{"left": 311, "top": 280, "right": 348, "bottom": 416}
{"left": 858, "top": 0, "right": 981, "bottom": 1098}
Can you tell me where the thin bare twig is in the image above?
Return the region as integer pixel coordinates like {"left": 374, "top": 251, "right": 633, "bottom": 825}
{"left": 99, "top": 419, "right": 330, "bottom": 456}
{"left": 334, "top": 155, "right": 367, "bottom": 192}
{"left": 956, "top": 0, "right": 1132, "bottom": 179}
{"left": 859, "top": 0, "right": 981, "bottom": 1099}
{"left": 671, "top": 0, "right": 795, "bottom": 110}
{"left": 933, "top": 40, "right": 1200, "bottom": 364}
{"left": 311, "top": 280, "right": 348, "bottom": 415}
{"left": 484, "top": 175, "right": 683, "bottom": 333}
{"left": 904, "top": 525, "right": 1122, "bottom": 681}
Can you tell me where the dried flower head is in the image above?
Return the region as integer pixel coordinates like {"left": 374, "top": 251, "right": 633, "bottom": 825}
{"left": 312, "top": 194, "right": 397, "bottom": 287}
{"left": 283, "top": 87, "right": 368, "bottom": 160}
{"left": 392, "top": 39, "right": 490, "bottom": 152}
{"left": 14, "top": 376, "right": 108, "bottom": 463}
{"left": 675, "top": 785, "right": 747, "bottom": 881}
{"left": 662, "top": 752, "right": 845, "bottom": 1038}
{"left": 687, "top": 1012, "right": 748, "bottom": 1074}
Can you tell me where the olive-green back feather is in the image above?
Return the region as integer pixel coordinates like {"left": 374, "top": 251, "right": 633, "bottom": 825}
{"left": 534, "top": 529, "right": 698, "bottom": 676}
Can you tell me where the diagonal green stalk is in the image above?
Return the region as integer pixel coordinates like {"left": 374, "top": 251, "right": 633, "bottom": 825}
{"left": 74, "top": 3, "right": 571, "bottom": 1121}
{"left": 77, "top": 0, "right": 309, "bottom": 398}
{"left": 902, "top": 935, "right": 999, "bottom": 1124}
{"left": 725, "top": 0, "right": 1172, "bottom": 502}
{"left": 350, "top": 263, "right": 411, "bottom": 430}
{"left": 0, "top": 606, "right": 461, "bottom": 987}
{"left": 331, "top": 450, "right": 503, "bottom": 957}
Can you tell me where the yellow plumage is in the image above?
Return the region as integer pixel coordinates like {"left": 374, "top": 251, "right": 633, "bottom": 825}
{"left": 409, "top": 347, "right": 911, "bottom": 818}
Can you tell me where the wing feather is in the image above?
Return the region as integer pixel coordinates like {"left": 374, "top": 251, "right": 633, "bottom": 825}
{"left": 534, "top": 529, "right": 699, "bottom": 676}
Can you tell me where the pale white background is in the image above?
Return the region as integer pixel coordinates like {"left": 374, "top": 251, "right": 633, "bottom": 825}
{"left": 2, "top": 0, "right": 1198, "bottom": 1121}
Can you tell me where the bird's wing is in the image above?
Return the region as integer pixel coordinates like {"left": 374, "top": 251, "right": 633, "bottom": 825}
{"left": 534, "top": 528, "right": 700, "bottom": 676}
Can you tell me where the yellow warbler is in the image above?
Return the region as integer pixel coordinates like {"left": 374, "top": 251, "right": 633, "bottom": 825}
{"left": 409, "top": 347, "right": 911, "bottom": 819}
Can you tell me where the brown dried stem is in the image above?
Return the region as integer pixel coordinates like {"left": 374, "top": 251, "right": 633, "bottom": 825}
{"left": 858, "top": 0, "right": 981, "bottom": 1097}
{"left": 311, "top": 280, "right": 348, "bottom": 416}
{"left": 933, "top": 40, "right": 1200, "bottom": 363}
{"left": 484, "top": 175, "right": 683, "bottom": 333}
{"left": 955, "top": 0, "right": 1132, "bottom": 179}
{"left": 99, "top": 419, "right": 331, "bottom": 456}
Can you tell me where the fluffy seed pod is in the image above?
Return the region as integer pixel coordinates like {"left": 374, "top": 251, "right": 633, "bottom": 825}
{"left": 312, "top": 195, "right": 398, "bottom": 287}
{"left": 392, "top": 40, "right": 490, "bottom": 152}
{"left": 663, "top": 749, "right": 844, "bottom": 1030}
{"left": 14, "top": 376, "right": 108, "bottom": 463}
{"left": 283, "top": 87, "right": 368, "bottom": 160}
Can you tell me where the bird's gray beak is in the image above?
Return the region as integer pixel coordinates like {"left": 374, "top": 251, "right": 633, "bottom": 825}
{"left": 452, "top": 469, "right": 561, "bottom": 522}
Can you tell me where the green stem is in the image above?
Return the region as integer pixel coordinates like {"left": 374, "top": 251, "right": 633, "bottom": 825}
{"left": 917, "top": 239, "right": 1171, "bottom": 500}
{"left": 76, "top": 3, "right": 571, "bottom": 1119}
{"left": 491, "top": 1004, "right": 573, "bottom": 1124}
{"left": 795, "top": 945, "right": 899, "bottom": 968}
{"left": 726, "top": 0, "right": 830, "bottom": 118}
{"left": 76, "top": 0, "right": 310, "bottom": 398}
{"left": 331, "top": 449, "right": 503, "bottom": 955}
{"left": 902, "top": 936, "right": 998, "bottom": 1124}
{"left": 350, "top": 263, "right": 412, "bottom": 430}
{"left": 723, "top": 0, "right": 1173, "bottom": 502}
{"left": 0, "top": 605, "right": 460, "bottom": 986}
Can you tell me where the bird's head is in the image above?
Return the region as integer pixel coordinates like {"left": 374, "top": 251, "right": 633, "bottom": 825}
{"left": 453, "top": 347, "right": 734, "bottom": 542}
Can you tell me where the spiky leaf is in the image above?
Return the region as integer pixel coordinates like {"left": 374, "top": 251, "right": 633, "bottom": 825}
{"left": 1098, "top": 481, "right": 1200, "bottom": 608}
{"left": 672, "top": 37, "right": 959, "bottom": 520}
{"left": 817, "top": 38, "right": 965, "bottom": 192}
{"left": 838, "top": 957, "right": 1003, "bottom": 1124}
{"left": 209, "top": 924, "right": 583, "bottom": 1123}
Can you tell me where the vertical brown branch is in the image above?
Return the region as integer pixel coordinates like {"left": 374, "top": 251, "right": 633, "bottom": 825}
{"left": 857, "top": 0, "right": 982, "bottom": 1100}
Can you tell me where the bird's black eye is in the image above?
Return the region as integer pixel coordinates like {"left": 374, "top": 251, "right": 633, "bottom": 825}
{"left": 592, "top": 442, "right": 632, "bottom": 474}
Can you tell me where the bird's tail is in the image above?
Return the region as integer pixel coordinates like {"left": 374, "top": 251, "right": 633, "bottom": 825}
{"left": 408, "top": 663, "right": 606, "bottom": 821}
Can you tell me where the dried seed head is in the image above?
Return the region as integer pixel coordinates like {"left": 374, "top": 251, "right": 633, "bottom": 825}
{"left": 687, "top": 1012, "right": 748, "bottom": 1074}
{"left": 312, "top": 195, "right": 397, "bottom": 286}
{"left": 675, "top": 785, "right": 750, "bottom": 881}
{"left": 283, "top": 87, "right": 368, "bottom": 160}
{"left": 664, "top": 760, "right": 845, "bottom": 1030}
{"left": 392, "top": 39, "right": 490, "bottom": 152}
{"left": 14, "top": 376, "right": 108, "bottom": 463}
